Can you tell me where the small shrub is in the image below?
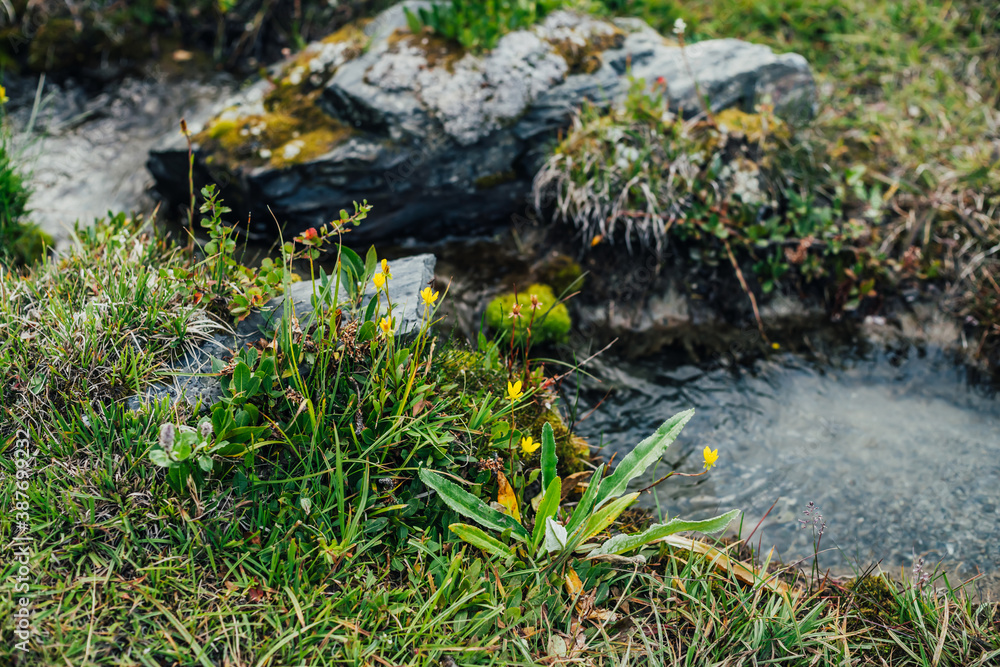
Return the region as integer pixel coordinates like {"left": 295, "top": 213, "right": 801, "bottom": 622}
{"left": 405, "top": 0, "right": 584, "bottom": 52}
{"left": 486, "top": 283, "right": 571, "bottom": 346}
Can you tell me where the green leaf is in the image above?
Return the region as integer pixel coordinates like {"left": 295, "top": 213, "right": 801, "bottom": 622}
{"left": 340, "top": 246, "right": 364, "bottom": 283}
{"left": 364, "top": 293, "right": 381, "bottom": 323}
{"left": 149, "top": 449, "right": 171, "bottom": 467}
{"left": 531, "top": 476, "right": 561, "bottom": 552}
{"left": 173, "top": 440, "right": 192, "bottom": 462}
{"left": 364, "top": 245, "right": 378, "bottom": 280}
{"left": 595, "top": 409, "right": 694, "bottom": 507}
{"left": 579, "top": 492, "right": 639, "bottom": 543}
{"left": 418, "top": 469, "right": 528, "bottom": 541}
{"left": 450, "top": 524, "right": 512, "bottom": 559}
{"left": 197, "top": 455, "right": 214, "bottom": 472}
{"left": 543, "top": 517, "right": 568, "bottom": 554}
{"left": 595, "top": 510, "right": 740, "bottom": 556}
{"left": 357, "top": 321, "right": 377, "bottom": 342}
{"left": 404, "top": 7, "right": 423, "bottom": 34}
{"left": 566, "top": 463, "right": 604, "bottom": 535}
{"left": 540, "top": 422, "right": 557, "bottom": 495}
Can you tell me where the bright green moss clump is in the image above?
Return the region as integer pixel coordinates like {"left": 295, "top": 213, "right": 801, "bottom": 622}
{"left": 485, "top": 283, "right": 570, "bottom": 346}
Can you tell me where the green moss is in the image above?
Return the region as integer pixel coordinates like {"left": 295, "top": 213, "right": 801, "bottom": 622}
{"left": 536, "top": 253, "right": 584, "bottom": 295}
{"left": 485, "top": 284, "right": 571, "bottom": 346}
{"left": 544, "top": 24, "right": 625, "bottom": 74}
{"left": 194, "top": 20, "right": 368, "bottom": 169}
{"left": 196, "top": 100, "right": 353, "bottom": 169}
{"left": 474, "top": 170, "right": 518, "bottom": 189}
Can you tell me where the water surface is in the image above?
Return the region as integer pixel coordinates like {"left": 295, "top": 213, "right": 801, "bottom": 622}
{"left": 573, "top": 342, "right": 1000, "bottom": 593}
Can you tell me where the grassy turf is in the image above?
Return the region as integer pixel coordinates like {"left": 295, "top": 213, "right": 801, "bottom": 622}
{"left": 1, "top": 0, "right": 999, "bottom": 664}
{"left": 1, "top": 212, "right": 997, "bottom": 665}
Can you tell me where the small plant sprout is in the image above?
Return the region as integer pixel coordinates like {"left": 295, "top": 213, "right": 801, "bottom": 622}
{"left": 520, "top": 435, "right": 540, "bottom": 455}
{"left": 703, "top": 446, "right": 719, "bottom": 470}
{"left": 150, "top": 421, "right": 227, "bottom": 495}
{"left": 419, "top": 411, "right": 739, "bottom": 566}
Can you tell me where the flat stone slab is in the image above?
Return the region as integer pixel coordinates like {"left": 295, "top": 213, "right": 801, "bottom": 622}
{"left": 127, "top": 253, "right": 435, "bottom": 411}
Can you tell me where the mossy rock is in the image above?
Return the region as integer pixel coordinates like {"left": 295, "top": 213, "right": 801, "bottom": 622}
{"left": 485, "top": 283, "right": 570, "bottom": 346}
{"left": 536, "top": 253, "right": 584, "bottom": 295}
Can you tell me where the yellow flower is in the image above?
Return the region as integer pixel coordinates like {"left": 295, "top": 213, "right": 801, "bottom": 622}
{"left": 505, "top": 380, "right": 523, "bottom": 402}
{"left": 0, "top": 86, "right": 8, "bottom": 105}
{"left": 703, "top": 446, "right": 719, "bottom": 471}
{"left": 771, "top": 342, "right": 780, "bottom": 350}
{"left": 373, "top": 273, "right": 386, "bottom": 289}
{"left": 420, "top": 286, "right": 439, "bottom": 306}
{"left": 520, "top": 436, "right": 540, "bottom": 455}
{"left": 379, "top": 316, "right": 392, "bottom": 336}
{"left": 380, "top": 259, "right": 392, "bottom": 278}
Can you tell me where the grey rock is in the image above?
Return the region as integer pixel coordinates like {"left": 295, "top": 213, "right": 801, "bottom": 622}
{"left": 148, "top": 3, "right": 816, "bottom": 245}
{"left": 127, "top": 253, "right": 436, "bottom": 412}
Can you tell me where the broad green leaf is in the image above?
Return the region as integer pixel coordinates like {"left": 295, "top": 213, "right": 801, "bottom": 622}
{"left": 544, "top": 517, "right": 568, "bottom": 554}
{"left": 232, "top": 361, "right": 252, "bottom": 395}
{"left": 579, "top": 492, "right": 639, "bottom": 542}
{"left": 450, "top": 523, "right": 512, "bottom": 559}
{"left": 566, "top": 463, "right": 605, "bottom": 535}
{"left": 356, "top": 321, "right": 377, "bottom": 342}
{"left": 149, "top": 449, "right": 171, "bottom": 467}
{"left": 595, "top": 409, "right": 694, "bottom": 506}
{"left": 595, "top": 509, "right": 740, "bottom": 556}
{"left": 531, "top": 477, "right": 561, "bottom": 552}
{"left": 419, "top": 469, "right": 528, "bottom": 540}
{"left": 540, "top": 422, "right": 557, "bottom": 495}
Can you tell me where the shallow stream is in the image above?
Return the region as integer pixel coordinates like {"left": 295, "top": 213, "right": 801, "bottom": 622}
{"left": 572, "top": 339, "right": 1000, "bottom": 593}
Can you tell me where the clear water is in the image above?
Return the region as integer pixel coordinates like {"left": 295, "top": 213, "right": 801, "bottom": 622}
{"left": 572, "top": 342, "right": 1000, "bottom": 593}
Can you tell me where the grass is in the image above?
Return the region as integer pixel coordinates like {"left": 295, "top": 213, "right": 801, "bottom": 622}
{"left": 0, "top": 1, "right": 999, "bottom": 663}
{"left": 0, "top": 209, "right": 997, "bottom": 665}
{"left": 584, "top": 0, "right": 1000, "bottom": 366}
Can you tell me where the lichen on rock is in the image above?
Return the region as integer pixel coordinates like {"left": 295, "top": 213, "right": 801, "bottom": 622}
{"left": 194, "top": 24, "right": 367, "bottom": 169}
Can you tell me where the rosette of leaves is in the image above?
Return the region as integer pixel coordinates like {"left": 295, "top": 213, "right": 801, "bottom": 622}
{"left": 149, "top": 421, "right": 231, "bottom": 494}
{"left": 419, "top": 409, "right": 738, "bottom": 564}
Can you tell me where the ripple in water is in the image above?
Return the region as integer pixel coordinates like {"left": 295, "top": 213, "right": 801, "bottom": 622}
{"left": 572, "top": 344, "right": 1000, "bottom": 591}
